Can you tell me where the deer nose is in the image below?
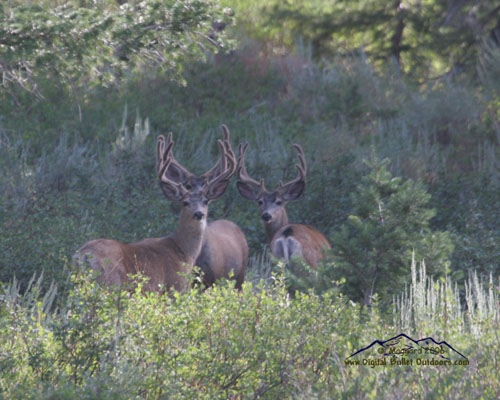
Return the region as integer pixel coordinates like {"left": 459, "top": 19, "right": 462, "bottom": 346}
{"left": 261, "top": 212, "right": 272, "bottom": 222}
{"left": 193, "top": 211, "right": 204, "bottom": 220}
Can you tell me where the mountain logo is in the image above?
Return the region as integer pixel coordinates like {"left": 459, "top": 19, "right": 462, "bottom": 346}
{"left": 346, "top": 333, "right": 468, "bottom": 361}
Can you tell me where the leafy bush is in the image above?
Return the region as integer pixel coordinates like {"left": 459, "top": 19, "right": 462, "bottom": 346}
{"left": 0, "top": 269, "right": 358, "bottom": 398}
{"left": 0, "top": 266, "right": 498, "bottom": 399}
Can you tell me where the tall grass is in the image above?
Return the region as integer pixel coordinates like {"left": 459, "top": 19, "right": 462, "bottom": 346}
{"left": 394, "top": 256, "right": 499, "bottom": 339}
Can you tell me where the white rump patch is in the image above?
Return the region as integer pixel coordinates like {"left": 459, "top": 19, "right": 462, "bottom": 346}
{"left": 273, "top": 236, "right": 302, "bottom": 261}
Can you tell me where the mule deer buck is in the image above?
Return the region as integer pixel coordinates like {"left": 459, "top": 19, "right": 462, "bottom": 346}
{"left": 75, "top": 126, "right": 246, "bottom": 291}
{"left": 161, "top": 126, "right": 248, "bottom": 289}
{"left": 236, "top": 143, "right": 330, "bottom": 267}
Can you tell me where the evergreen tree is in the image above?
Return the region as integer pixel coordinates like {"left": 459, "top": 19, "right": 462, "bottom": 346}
{"left": 287, "top": 156, "right": 453, "bottom": 307}
{"left": 0, "top": 0, "right": 232, "bottom": 96}
{"left": 263, "top": 0, "right": 500, "bottom": 79}
{"left": 332, "top": 156, "right": 453, "bottom": 306}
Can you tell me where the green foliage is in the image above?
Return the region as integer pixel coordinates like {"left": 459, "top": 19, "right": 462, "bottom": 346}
{"left": 327, "top": 155, "right": 453, "bottom": 306}
{"left": 429, "top": 174, "right": 500, "bottom": 282}
{"left": 0, "top": 3, "right": 499, "bottom": 398}
{"left": 1, "top": 268, "right": 498, "bottom": 398}
{"left": 0, "top": 270, "right": 359, "bottom": 398}
{"left": 227, "top": 0, "right": 500, "bottom": 80}
{"left": 0, "top": 0, "right": 232, "bottom": 97}
{"left": 1, "top": 50, "right": 499, "bottom": 295}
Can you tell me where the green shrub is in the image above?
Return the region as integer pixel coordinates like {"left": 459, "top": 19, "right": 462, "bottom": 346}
{"left": 1, "top": 266, "right": 498, "bottom": 399}
{"left": 288, "top": 155, "right": 454, "bottom": 307}
{"left": 0, "top": 269, "right": 361, "bottom": 399}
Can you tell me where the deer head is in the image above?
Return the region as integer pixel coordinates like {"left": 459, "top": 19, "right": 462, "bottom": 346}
{"left": 236, "top": 143, "right": 306, "bottom": 224}
{"left": 157, "top": 125, "right": 236, "bottom": 225}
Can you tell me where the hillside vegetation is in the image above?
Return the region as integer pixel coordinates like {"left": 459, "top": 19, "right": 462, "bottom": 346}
{"left": 1, "top": 0, "right": 499, "bottom": 398}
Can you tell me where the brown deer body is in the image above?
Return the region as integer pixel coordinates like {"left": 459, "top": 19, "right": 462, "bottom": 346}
{"left": 159, "top": 126, "right": 248, "bottom": 288}
{"left": 236, "top": 143, "right": 330, "bottom": 267}
{"left": 196, "top": 219, "right": 248, "bottom": 289}
{"left": 76, "top": 230, "right": 203, "bottom": 292}
{"left": 75, "top": 126, "right": 245, "bottom": 291}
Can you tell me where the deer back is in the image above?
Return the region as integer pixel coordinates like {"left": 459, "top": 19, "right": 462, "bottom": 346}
{"left": 75, "top": 236, "right": 191, "bottom": 291}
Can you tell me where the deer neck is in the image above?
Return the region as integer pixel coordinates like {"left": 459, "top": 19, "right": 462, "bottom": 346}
{"left": 171, "top": 211, "right": 206, "bottom": 265}
{"left": 264, "top": 209, "right": 289, "bottom": 243}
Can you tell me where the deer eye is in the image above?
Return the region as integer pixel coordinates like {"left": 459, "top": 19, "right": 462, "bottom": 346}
{"left": 182, "top": 200, "right": 189, "bottom": 207}
{"left": 184, "top": 183, "right": 192, "bottom": 190}
{"left": 258, "top": 199, "right": 264, "bottom": 206}
{"left": 203, "top": 199, "right": 209, "bottom": 205}
{"left": 276, "top": 200, "right": 283, "bottom": 206}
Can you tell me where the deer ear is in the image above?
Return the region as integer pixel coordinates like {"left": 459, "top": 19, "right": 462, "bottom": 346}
{"left": 237, "top": 181, "right": 259, "bottom": 201}
{"left": 206, "top": 179, "right": 231, "bottom": 200}
{"left": 281, "top": 180, "right": 305, "bottom": 201}
{"left": 159, "top": 182, "right": 182, "bottom": 202}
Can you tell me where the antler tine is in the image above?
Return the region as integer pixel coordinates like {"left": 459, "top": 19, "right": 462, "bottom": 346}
{"left": 157, "top": 135, "right": 166, "bottom": 177}
{"left": 292, "top": 143, "right": 307, "bottom": 178}
{"left": 221, "top": 124, "right": 230, "bottom": 143}
{"left": 161, "top": 132, "right": 195, "bottom": 183}
{"left": 156, "top": 134, "right": 174, "bottom": 181}
{"left": 221, "top": 126, "right": 236, "bottom": 177}
{"left": 157, "top": 134, "right": 190, "bottom": 200}
{"left": 201, "top": 124, "right": 233, "bottom": 181}
{"left": 237, "top": 142, "right": 266, "bottom": 192}
{"left": 277, "top": 143, "right": 307, "bottom": 191}
{"left": 207, "top": 138, "right": 229, "bottom": 180}
{"left": 205, "top": 135, "right": 237, "bottom": 188}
